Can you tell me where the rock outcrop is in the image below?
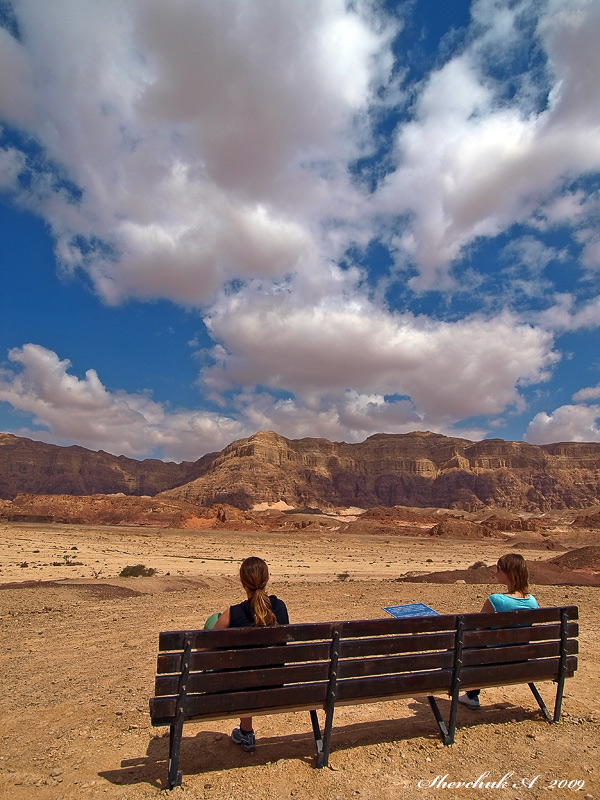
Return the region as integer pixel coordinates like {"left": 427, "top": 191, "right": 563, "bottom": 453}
{"left": 0, "top": 492, "right": 255, "bottom": 529}
{"left": 427, "top": 518, "right": 506, "bottom": 540}
{"left": 162, "top": 430, "right": 600, "bottom": 512}
{"left": 572, "top": 511, "right": 600, "bottom": 529}
{"left": 0, "top": 433, "right": 216, "bottom": 499}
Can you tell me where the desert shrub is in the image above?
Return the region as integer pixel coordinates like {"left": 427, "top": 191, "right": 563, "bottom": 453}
{"left": 62, "top": 554, "right": 84, "bottom": 566}
{"left": 119, "top": 564, "right": 156, "bottom": 578}
{"left": 336, "top": 571, "right": 350, "bottom": 581}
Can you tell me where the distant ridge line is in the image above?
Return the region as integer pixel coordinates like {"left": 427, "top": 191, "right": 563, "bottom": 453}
{"left": 3, "top": 429, "right": 599, "bottom": 512}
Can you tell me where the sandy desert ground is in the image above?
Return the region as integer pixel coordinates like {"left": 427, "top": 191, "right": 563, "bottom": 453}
{"left": 0, "top": 520, "right": 598, "bottom": 800}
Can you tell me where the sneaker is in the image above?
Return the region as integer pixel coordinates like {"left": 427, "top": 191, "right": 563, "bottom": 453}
{"left": 231, "top": 727, "right": 256, "bottom": 752}
{"left": 458, "top": 693, "right": 480, "bottom": 709}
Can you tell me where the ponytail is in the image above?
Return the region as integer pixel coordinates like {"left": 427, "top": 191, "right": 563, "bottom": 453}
{"left": 240, "top": 556, "right": 277, "bottom": 627}
{"left": 250, "top": 586, "right": 277, "bottom": 627}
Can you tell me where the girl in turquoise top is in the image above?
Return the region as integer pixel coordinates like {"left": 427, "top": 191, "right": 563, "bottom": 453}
{"left": 458, "top": 552, "right": 538, "bottom": 709}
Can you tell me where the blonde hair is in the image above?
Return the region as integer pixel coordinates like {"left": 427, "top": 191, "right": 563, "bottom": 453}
{"left": 240, "top": 557, "right": 276, "bottom": 627}
{"left": 497, "top": 553, "right": 530, "bottom": 595}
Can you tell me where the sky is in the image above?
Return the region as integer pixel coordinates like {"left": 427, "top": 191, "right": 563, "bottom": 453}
{"left": 1, "top": 0, "right": 600, "bottom": 463}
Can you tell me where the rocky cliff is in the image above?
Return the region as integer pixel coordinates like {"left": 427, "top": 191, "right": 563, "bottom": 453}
{"left": 3, "top": 429, "right": 600, "bottom": 512}
{"left": 161, "top": 430, "right": 600, "bottom": 512}
{"left": 0, "top": 433, "right": 216, "bottom": 499}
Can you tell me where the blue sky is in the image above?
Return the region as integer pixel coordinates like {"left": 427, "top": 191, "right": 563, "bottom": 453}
{"left": 1, "top": 0, "right": 600, "bottom": 462}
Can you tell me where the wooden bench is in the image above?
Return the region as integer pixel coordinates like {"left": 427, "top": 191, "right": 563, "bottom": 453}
{"left": 149, "top": 606, "right": 578, "bottom": 789}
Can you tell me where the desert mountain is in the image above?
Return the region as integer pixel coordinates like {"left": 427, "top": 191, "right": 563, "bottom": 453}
{"left": 2, "top": 429, "right": 600, "bottom": 512}
{"left": 161, "top": 429, "right": 600, "bottom": 512}
{"left": 0, "top": 432, "right": 215, "bottom": 499}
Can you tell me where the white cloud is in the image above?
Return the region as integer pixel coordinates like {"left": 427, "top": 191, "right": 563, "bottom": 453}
{"left": 0, "top": 145, "right": 24, "bottom": 191}
{"left": 0, "top": 344, "right": 247, "bottom": 460}
{"left": 3, "top": 0, "right": 600, "bottom": 298}
{"left": 0, "top": 26, "right": 34, "bottom": 124}
{"left": 573, "top": 384, "right": 600, "bottom": 402}
{"left": 577, "top": 229, "right": 600, "bottom": 271}
{"left": 202, "top": 278, "right": 558, "bottom": 423}
{"left": 502, "top": 235, "right": 565, "bottom": 275}
{"left": 1, "top": 0, "right": 396, "bottom": 305}
{"left": 533, "top": 189, "right": 588, "bottom": 228}
{"left": 525, "top": 403, "right": 600, "bottom": 443}
{"left": 0, "top": 320, "right": 556, "bottom": 460}
{"left": 538, "top": 293, "right": 600, "bottom": 331}
{"left": 375, "top": 0, "right": 600, "bottom": 287}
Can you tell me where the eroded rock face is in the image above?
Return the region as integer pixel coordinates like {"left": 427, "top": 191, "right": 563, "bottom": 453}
{"left": 0, "top": 433, "right": 215, "bottom": 500}
{"left": 3, "top": 429, "right": 600, "bottom": 512}
{"left": 162, "top": 430, "right": 600, "bottom": 512}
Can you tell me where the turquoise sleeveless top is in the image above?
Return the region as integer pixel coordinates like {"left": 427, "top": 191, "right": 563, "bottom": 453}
{"left": 488, "top": 593, "right": 538, "bottom": 612}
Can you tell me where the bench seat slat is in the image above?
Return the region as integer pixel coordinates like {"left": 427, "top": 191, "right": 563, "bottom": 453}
{"left": 150, "top": 655, "right": 578, "bottom": 727}
{"left": 154, "top": 638, "right": 579, "bottom": 698}
{"left": 460, "top": 655, "right": 577, "bottom": 688}
{"left": 156, "top": 607, "right": 578, "bottom": 653}
{"left": 461, "top": 639, "right": 578, "bottom": 667}
{"left": 340, "top": 631, "right": 455, "bottom": 657}
{"left": 157, "top": 622, "right": 581, "bottom": 676}
{"left": 336, "top": 606, "right": 577, "bottom": 639}
{"left": 337, "top": 616, "right": 459, "bottom": 636}
{"left": 152, "top": 681, "right": 329, "bottom": 721}
{"left": 157, "top": 640, "right": 331, "bottom": 674}
{"left": 461, "top": 606, "right": 578, "bottom": 628}
{"left": 158, "top": 623, "right": 335, "bottom": 651}
{"left": 155, "top": 661, "right": 330, "bottom": 696}
{"left": 337, "top": 650, "right": 454, "bottom": 678}
{"left": 336, "top": 668, "right": 454, "bottom": 701}
{"left": 462, "top": 622, "right": 578, "bottom": 648}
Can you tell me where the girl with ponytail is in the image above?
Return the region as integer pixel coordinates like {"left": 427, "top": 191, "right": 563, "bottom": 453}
{"left": 213, "top": 556, "right": 289, "bottom": 752}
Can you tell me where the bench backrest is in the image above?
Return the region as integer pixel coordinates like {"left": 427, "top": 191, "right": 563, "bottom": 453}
{"left": 150, "top": 606, "right": 578, "bottom": 724}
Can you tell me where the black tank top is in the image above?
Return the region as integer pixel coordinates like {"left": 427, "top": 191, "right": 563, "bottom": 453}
{"left": 229, "top": 595, "right": 289, "bottom": 628}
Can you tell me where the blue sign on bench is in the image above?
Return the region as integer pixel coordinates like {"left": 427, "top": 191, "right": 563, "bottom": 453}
{"left": 383, "top": 602, "right": 439, "bottom": 618}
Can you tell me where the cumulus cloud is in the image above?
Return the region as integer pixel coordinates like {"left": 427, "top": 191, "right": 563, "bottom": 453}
{"left": 526, "top": 404, "right": 600, "bottom": 443}
{"left": 202, "top": 278, "right": 558, "bottom": 423}
{"left": 1, "top": 0, "right": 395, "bottom": 305}
{"left": 375, "top": 0, "right": 600, "bottom": 288}
{"left": 526, "top": 376, "right": 600, "bottom": 444}
{"left": 0, "top": 325, "right": 556, "bottom": 460}
{"left": 0, "top": 344, "right": 247, "bottom": 460}
{"left": 3, "top": 0, "right": 600, "bottom": 298}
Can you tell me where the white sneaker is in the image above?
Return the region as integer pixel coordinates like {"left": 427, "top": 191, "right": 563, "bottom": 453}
{"left": 458, "top": 693, "right": 480, "bottom": 709}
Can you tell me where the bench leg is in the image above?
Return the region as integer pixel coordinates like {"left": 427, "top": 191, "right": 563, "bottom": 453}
{"left": 167, "top": 720, "right": 184, "bottom": 790}
{"left": 319, "top": 702, "right": 336, "bottom": 768}
{"left": 166, "top": 636, "right": 192, "bottom": 789}
{"left": 527, "top": 681, "right": 554, "bottom": 723}
{"left": 317, "top": 628, "right": 340, "bottom": 769}
{"left": 309, "top": 710, "right": 325, "bottom": 765}
{"left": 427, "top": 695, "right": 455, "bottom": 745}
{"left": 552, "top": 677, "right": 566, "bottom": 723}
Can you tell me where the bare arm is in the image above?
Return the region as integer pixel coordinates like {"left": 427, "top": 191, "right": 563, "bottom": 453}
{"left": 212, "top": 607, "right": 231, "bottom": 630}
